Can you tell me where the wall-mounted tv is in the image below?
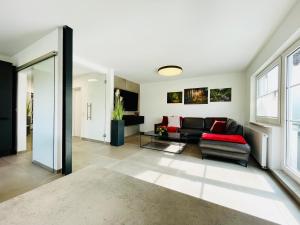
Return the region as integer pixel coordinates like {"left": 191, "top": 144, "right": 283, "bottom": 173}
{"left": 115, "top": 89, "right": 138, "bottom": 111}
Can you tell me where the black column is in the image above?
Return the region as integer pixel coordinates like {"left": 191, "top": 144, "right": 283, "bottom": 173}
{"left": 62, "top": 26, "right": 73, "bottom": 175}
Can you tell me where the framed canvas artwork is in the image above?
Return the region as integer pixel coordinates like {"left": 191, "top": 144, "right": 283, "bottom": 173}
{"left": 184, "top": 88, "right": 208, "bottom": 104}
{"left": 210, "top": 88, "right": 232, "bottom": 102}
{"left": 167, "top": 92, "right": 182, "bottom": 103}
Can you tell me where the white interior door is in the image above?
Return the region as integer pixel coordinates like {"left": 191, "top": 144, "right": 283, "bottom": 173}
{"left": 73, "top": 74, "right": 106, "bottom": 142}
{"left": 85, "top": 75, "right": 106, "bottom": 141}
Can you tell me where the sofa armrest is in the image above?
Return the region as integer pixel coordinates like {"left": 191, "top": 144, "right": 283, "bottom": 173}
{"left": 154, "top": 123, "right": 163, "bottom": 133}
{"left": 236, "top": 125, "right": 243, "bottom": 135}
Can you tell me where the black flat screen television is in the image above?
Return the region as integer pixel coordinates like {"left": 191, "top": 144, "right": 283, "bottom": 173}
{"left": 115, "top": 89, "right": 138, "bottom": 111}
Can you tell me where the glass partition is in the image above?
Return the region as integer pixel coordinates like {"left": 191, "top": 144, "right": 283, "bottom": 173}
{"left": 31, "top": 57, "right": 55, "bottom": 171}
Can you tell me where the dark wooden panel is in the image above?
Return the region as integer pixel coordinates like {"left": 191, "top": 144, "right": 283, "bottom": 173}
{"left": 0, "top": 60, "right": 16, "bottom": 156}
{"left": 62, "top": 26, "right": 73, "bottom": 175}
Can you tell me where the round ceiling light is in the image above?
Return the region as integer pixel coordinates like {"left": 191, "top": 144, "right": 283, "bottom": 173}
{"left": 158, "top": 65, "right": 183, "bottom": 76}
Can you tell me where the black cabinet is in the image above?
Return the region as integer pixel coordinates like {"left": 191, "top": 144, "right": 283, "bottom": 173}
{"left": 0, "top": 60, "right": 16, "bottom": 157}
{"left": 123, "top": 115, "right": 144, "bottom": 126}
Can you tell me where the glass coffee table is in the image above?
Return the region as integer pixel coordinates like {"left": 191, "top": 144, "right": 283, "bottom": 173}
{"left": 140, "top": 131, "right": 186, "bottom": 154}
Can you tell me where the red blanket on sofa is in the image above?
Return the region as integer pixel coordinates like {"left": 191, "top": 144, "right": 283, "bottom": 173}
{"left": 202, "top": 133, "right": 247, "bottom": 144}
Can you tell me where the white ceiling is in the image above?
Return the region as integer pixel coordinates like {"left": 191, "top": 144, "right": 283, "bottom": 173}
{"left": 0, "top": 0, "right": 296, "bottom": 83}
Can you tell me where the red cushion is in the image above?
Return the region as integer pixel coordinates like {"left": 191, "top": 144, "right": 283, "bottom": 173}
{"left": 167, "top": 126, "right": 178, "bottom": 133}
{"left": 202, "top": 133, "right": 247, "bottom": 144}
{"left": 162, "top": 116, "right": 168, "bottom": 125}
{"left": 210, "top": 120, "right": 226, "bottom": 133}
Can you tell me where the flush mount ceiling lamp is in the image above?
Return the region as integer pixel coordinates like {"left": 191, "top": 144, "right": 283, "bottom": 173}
{"left": 158, "top": 65, "right": 183, "bottom": 76}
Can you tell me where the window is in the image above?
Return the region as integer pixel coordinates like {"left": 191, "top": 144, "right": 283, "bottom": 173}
{"left": 256, "top": 59, "right": 281, "bottom": 124}
{"left": 285, "top": 46, "right": 300, "bottom": 178}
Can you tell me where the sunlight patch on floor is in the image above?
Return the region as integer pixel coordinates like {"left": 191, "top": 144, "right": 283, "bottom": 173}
{"left": 72, "top": 138, "right": 300, "bottom": 225}
{"left": 116, "top": 149, "right": 300, "bottom": 225}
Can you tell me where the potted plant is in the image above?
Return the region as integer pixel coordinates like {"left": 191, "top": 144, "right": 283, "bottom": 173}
{"left": 26, "top": 98, "right": 32, "bottom": 135}
{"left": 156, "top": 126, "right": 168, "bottom": 136}
{"left": 111, "top": 89, "right": 125, "bottom": 146}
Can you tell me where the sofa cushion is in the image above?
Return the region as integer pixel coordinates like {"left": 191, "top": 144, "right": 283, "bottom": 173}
{"left": 180, "top": 116, "right": 184, "bottom": 127}
{"left": 182, "top": 117, "right": 204, "bottom": 129}
{"left": 225, "top": 119, "right": 239, "bottom": 134}
{"left": 199, "top": 139, "right": 250, "bottom": 154}
{"left": 210, "top": 121, "right": 226, "bottom": 133}
{"left": 204, "top": 117, "right": 227, "bottom": 130}
{"left": 202, "top": 133, "right": 247, "bottom": 144}
{"left": 235, "top": 125, "right": 243, "bottom": 135}
{"left": 162, "top": 116, "right": 168, "bottom": 125}
{"left": 180, "top": 128, "right": 203, "bottom": 137}
{"left": 168, "top": 116, "right": 181, "bottom": 127}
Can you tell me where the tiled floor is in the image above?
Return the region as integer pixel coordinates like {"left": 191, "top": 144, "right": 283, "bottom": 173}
{"left": 1, "top": 135, "right": 300, "bottom": 225}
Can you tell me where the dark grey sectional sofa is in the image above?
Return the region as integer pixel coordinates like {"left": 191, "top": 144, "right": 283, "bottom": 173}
{"left": 200, "top": 139, "right": 251, "bottom": 167}
{"left": 155, "top": 117, "right": 251, "bottom": 166}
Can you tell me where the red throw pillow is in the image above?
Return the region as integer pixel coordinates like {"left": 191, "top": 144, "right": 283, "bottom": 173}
{"left": 210, "top": 120, "right": 226, "bottom": 133}
{"left": 167, "top": 126, "right": 178, "bottom": 133}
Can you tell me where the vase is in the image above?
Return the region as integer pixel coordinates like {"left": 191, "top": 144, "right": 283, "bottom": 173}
{"left": 162, "top": 132, "right": 168, "bottom": 137}
{"left": 110, "top": 120, "right": 125, "bottom": 146}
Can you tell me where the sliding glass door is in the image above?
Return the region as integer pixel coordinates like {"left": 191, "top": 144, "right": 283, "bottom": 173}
{"left": 285, "top": 46, "right": 300, "bottom": 179}
{"left": 17, "top": 56, "right": 55, "bottom": 172}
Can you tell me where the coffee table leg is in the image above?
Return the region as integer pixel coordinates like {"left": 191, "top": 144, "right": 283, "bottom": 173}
{"left": 139, "top": 133, "right": 142, "bottom": 148}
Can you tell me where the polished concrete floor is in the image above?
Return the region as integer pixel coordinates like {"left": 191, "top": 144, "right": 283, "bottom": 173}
{"left": 0, "top": 151, "right": 61, "bottom": 202}
{"left": 0, "top": 136, "right": 138, "bottom": 203}
{"left": 73, "top": 136, "right": 300, "bottom": 225}
{"left": 0, "top": 165, "right": 275, "bottom": 225}
{"left": 1, "top": 135, "right": 300, "bottom": 225}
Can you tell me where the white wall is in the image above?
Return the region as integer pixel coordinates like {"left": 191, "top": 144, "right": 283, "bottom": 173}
{"left": 125, "top": 126, "right": 140, "bottom": 137}
{"left": 12, "top": 29, "right": 60, "bottom": 66}
{"left": 245, "top": 1, "right": 300, "bottom": 170}
{"left": 13, "top": 28, "right": 63, "bottom": 170}
{"left": 246, "top": 1, "right": 300, "bottom": 121}
{"left": 17, "top": 71, "right": 28, "bottom": 152}
{"left": 140, "top": 73, "right": 246, "bottom": 132}
{"left": 72, "top": 88, "right": 82, "bottom": 137}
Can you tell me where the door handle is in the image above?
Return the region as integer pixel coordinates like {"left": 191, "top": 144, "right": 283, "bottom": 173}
{"left": 86, "top": 103, "right": 92, "bottom": 120}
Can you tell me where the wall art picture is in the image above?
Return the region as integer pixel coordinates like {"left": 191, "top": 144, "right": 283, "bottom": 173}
{"left": 167, "top": 92, "right": 182, "bottom": 103}
{"left": 210, "top": 88, "right": 232, "bottom": 102}
{"left": 184, "top": 88, "right": 208, "bottom": 104}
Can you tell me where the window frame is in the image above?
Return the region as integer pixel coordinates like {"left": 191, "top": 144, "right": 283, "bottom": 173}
{"left": 255, "top": 58, "right": 281, "bottom": 125}
{"left": 282, "top": 39, "right": 300, "bottom": 184}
